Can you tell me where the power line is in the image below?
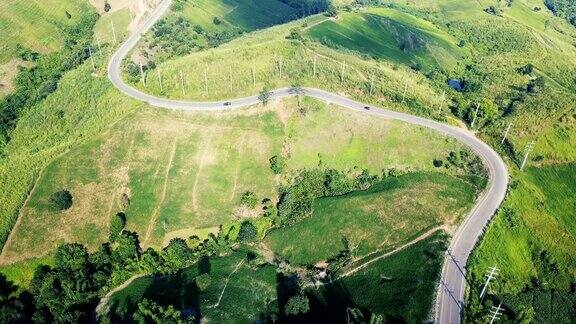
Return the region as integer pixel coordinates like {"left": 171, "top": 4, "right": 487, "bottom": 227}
{"left": 470, "top": 102, "right": 481, "bottom": 128}
{"left": 489, "top": 302, "right": 504, "bottom": 324}
{"left": 520, "top": 141, "right": 536, "bottom": 171}
{"left": 500, "top": 123, "right": 512, "bottom": 145}
{"left": 480, "top": 265, "right": 499, "bottom": 300}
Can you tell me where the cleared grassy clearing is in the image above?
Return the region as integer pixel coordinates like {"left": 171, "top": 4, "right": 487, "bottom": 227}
{"left": 107, "top": 249, "right": 277, "bottom": 323}
{"left": 2, "top": 97, "right": 467, "bottom": 264}
{"left": 266, "top": 172, "right": 475, "bottom": 265}
{"left": 307, "top": 7, "right": 464, "bottom": 68}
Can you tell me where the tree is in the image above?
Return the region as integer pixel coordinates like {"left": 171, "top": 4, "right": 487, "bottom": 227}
{"left": 112, "top": 231, "right": 141, "bottom": 264}
{"left": 269, "top": 155, "right": 286, "bottom": 174}
{"left": 527, "top": 77, "right": 545, "bottom": 94}
{"left": 285, "top": 295, "right": 309, "bottom": 316}
{"left": 237, "top": 221, "right": 257, "bottom": 242}
{"left": 433, "top": 159, "right": 444, "bottom": 167}
{"left": 213, "top": 17, "right": 222, "bottom": 25}
{"left": 104, "top": 1, "right": 111, "bottom": 12}
{"left": 290, "top": 84, "right": 305, "bottom": 107}
{"left": 162, "top": 238, "right": 193, "bottom": 270}
{"left": 133, "top": 299, "right": 186, "bottom": 324}
{"left": 258, "top": 87, "right": 272, "bottom": 106}
{"left": 50, "top": 190, "right": 73, "bottom": 211}
{"left": 109, "top": 212, "right": 126, "bottom": 242}
{"left": 240, "top": 191, "right": 258, "bottom": 208}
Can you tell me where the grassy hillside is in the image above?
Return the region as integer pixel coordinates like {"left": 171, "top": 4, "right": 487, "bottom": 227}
{"left": 266, "top": 172, "right": 475, "bottom": 265}
{"left": 1, "top": 96, "right": 469, "bottom": 265}
{"left": 121, "top": 0, "right": 576, "bottom": 320}
{"left": 307, "top": 7, "right": 465, "bottom": 69}
{"left": 0, "top": 0, "right": 94, "bottom": 96}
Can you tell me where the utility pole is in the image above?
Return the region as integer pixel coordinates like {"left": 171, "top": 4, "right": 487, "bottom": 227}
{"left": 369, "top": 72, "right": 375, "bottom": 96}
{"left": 480, "top": 265, "right": 499, "bottom": 300}
{"left": 180, "top": 71, "right": 185, "bottom": 96}
{"left": 88, "top": 47, "right": 95, "bottom": 71}
{"left": 111, "top": 21, "right": 117, "bottom": 44}
{"left": 401, "top": 80, "right": 408, "bottom": 104}
{"left": 489, "top": 302, "right": 504, "bottom": 324}
{"left": 139, "top": 63, "right": 146, "bottom": 87}
{"left": 278, "top": 58, "right": 283, "bottom": 78}
{"left": 252, "top": 65, "right": 256, "bottom": 87}
{"left": 157, "top": 69, "right": 163, "bottom": 92}
{"left": 95, "top": 35, "right": 102, "bottom": 54}
{"left": 501, "top": 123, "right": 512, "bottom": 145}
{"left": 438, "top": 90, "right": 445, "bottom": 114}
{"left": 204, "top": 63, "right": 208, "bottom": 95}
{"left": 470, "top": 102, "right": 481, "bottom": 128}
{"left": 229, "top": 66, "right": 233, "bottom": 92}
{"left": 313, "top": 55, "right": 317, "bottom": 78}
{"left": 520, "top": 141, "right": 535, "bottom": 171}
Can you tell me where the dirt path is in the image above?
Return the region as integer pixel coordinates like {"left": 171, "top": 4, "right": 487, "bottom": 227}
{"left": 143, "top": 139, "right": 177, "bottom": 246}
{"left": 211, "top": 260, "right": 244, "bottom": 308}
{"left": 96, "top": 273, "right": 147, "bottom": 316}
{"left": 229, "top": 133, "right": 247, "bottom": 202}
{"left": 304, "top": 226, "right": 444, "bottom": 288}
{"left": 191, "top": 129, "right": 215, "bottom": 211}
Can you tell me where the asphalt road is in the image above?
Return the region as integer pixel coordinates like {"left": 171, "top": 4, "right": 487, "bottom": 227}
{"left": 108, "top": 1, "right": 509, "bottom": 322}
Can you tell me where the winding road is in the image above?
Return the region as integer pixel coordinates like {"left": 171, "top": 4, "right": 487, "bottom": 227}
{"left": 107, "top": 1, "right": 509, "bottom": 323}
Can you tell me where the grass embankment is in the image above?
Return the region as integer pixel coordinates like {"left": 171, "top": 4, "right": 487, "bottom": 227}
{"left": 126, "top": 13, "right": 446, "bottom": 117}
{"left": 266, "top": 172, "right": 475, "bottom": 265}
{"left": 2, "top": 96, "right": 466, "bottom": 266}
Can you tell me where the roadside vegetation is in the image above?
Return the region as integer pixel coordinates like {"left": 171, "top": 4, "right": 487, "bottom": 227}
{"left": 0, "top": 0, "right": 574, "bottom": 322}
{"left": 122, "top": 0, "right": 576, "bottom": 321}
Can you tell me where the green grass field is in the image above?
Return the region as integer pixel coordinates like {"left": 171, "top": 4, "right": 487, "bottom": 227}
{"left": 1, "top": 96, "right": 468, "bottom": 265}
{"left": 266, "top": 172, "right": 475, "bottom": 265}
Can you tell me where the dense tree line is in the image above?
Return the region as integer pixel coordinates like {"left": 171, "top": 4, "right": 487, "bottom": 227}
{"left": 277, "top": 168, "right": 378, "bottom": 224}
{"left": 278, "top": 0, "right": 332, "bottom": 17}
{"left": 0, "top": 11, "right": 99, "bottom": 153}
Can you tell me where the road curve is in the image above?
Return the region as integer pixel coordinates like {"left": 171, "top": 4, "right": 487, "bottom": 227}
{"left": 108, "top": 1, "right": 508, "bottom": 323}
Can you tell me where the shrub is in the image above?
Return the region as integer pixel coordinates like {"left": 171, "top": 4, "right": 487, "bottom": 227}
{"left": 109, "top": 212, "right": 126, "bottom": 243}
{"left": 237, "top": 221, "right": 257, "bottom": 242}
{"left": 433, "top": 159, "right": 444, "bottom": 167}
{"left": 285, "top": 295, "right": 310, "bottom": 315}
{"left": 240, "top": 191, "right": 258, "bottom": 208}
{"left": 50, "top": 190, "right": 73, "bottom": 211}
{"left": 213, "top": 17, "right": 222, "bottom": 25}
{"left": 269, "top": 155, "right": 286, "bottom": 174}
